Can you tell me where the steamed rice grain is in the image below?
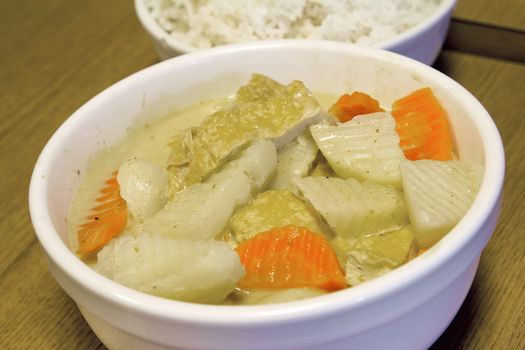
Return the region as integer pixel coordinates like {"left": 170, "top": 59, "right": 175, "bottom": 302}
{"left": 143, "top": 0, "right": 443, "bottom": 50}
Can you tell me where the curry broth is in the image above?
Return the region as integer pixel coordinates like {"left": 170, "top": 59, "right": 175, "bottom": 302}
{"left": 68, "top": 98, "right": 227, "bottom": 253}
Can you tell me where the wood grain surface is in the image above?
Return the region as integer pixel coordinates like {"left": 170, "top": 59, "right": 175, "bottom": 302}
{"left": 445, "top": 19, "right": 525, "bottom": 63}
{"left": 454, "top": 0, "right": 525, "bottom": 32}
{"left": 1, "top": 0, "right": 524, "bottom": 349}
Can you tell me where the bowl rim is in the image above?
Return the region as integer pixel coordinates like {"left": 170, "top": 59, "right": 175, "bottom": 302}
{"left": 134, "top": 0, "right": 457, "bottom": 55}
{"left": 29, "top": 40, "right": 504, "bottom": 327}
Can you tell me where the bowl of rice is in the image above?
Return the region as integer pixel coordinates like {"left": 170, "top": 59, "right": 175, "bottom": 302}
{"left": 135, "top": 0, "right": 456, "bottom": 64}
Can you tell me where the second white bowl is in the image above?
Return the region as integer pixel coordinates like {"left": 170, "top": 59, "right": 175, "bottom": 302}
{"left": 135, "top": 0, "right": 457, "bottom": 64}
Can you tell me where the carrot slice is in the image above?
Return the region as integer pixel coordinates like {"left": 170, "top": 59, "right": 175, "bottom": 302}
{"left": 77, "top": 171, "right": 127, "bottom": 255}
{"left": 235, "top": 225, "right": 347, "bottom": 291}
{"left": 329, "top": 91, "right": 384, "bottom": 122}
{"left": 391, "top": 87, "right": 453, "bottom": 161}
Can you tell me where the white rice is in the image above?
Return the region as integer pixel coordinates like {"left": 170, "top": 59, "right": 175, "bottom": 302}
{"left": 144, "top": 0, "right": 443, "bottom": 50}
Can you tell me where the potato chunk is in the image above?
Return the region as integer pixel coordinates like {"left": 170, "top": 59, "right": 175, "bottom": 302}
{"left": 96, "top": 233, "right": 244, "bottom": 303}
{"left": 117, "top": 158, "right": 167, "bottom": 222}
{"left": 141, "top": 169, "right": 251, "bottom": 240}
{"left": 400, "top": 159, "right": 479, "bottom": 248}
{"left": 269, "top": 132, "right": 318, "bottom": 195}
{"left": 310, "top": 112, "right": 405, "bottom": 188}
{"left": 295, "top": 176, "right": 408, "bottom": 238}
{"left": 221, "top": 139, "right": 277, "bottom": 193}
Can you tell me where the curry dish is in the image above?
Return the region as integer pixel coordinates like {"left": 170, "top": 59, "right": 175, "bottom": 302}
{"left": 68, "top": 74, "right": 479, "bottom": 305}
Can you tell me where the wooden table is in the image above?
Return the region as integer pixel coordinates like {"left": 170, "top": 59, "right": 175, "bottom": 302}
{"left": 1, "top": 1, "right": 524, "bottom": 349}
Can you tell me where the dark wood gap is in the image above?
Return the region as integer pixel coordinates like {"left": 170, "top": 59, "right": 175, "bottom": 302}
{"left": 444, "top": 18, "right": 525, "bottom": 64}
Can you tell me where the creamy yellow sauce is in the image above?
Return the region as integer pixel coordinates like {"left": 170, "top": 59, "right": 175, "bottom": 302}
{"left": 68, "top": 98, "right": 228, "bottom": 252}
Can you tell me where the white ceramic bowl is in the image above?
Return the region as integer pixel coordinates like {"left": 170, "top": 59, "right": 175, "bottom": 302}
{"left": 29, "top": 41, "right": 504, "bottom": 350}
{"left": 134, "top": 0, "right": 457, "bottom": 65}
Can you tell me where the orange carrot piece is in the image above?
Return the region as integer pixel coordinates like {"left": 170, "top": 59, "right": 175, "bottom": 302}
{"left": 417, "top": 248, "right": 428, "bottom": 256}
{"left": 329, "top": 91, "right": 384, "bottom": 122}
{"left": 391, "top": 87, "right": 453, "bottom": 161}
{"left": 235, "top": 225, "right": 347, "bottom": 291}
{"left": 77, "top": 172, "right": 127, "bottom": 255}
